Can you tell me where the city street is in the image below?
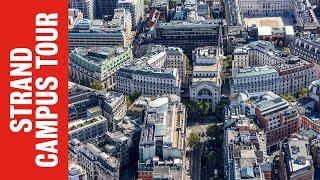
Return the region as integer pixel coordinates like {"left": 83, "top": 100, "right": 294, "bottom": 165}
{"left": 185, "top": 122, "right": 213, "bottom": 180}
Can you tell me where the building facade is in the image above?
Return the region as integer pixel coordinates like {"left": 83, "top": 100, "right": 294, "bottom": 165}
{"left": 246, "top": 92, "right": 300, "bottom": 152}
{"left": 225, "top": 0, "right": 319, "bottom": 31}
{"left": 115, "top": 67, "right": 181, "bottom": 96}
{"left": 230, "top": 65, "right": 279, "bottom": 95}
{"left": 164, "top": 47, "right": 187, "bottom": 84}
{"left": 151, "top": 20, "right": 225, "bottom": 55}
{"left": 231, "top": 41, "right": 316, "bottom": 96}
{"left": 238, "top": 0, "right": 293, "bottom": 17}
{"left": 276, "top": 57, "right": 315, "bottom": 96}
{"left": 69, "top": 0, "right": 94, "bottom": 19}
{"left": 290, "top": 37, "right": 320, "bottom": 78}
{"left": 117, "top": 0, "right": 144, "bottom": 29}
{"left": 69, "top": 163, "right": 88, "bottom": 180}
{"left": 68, "top": 116, "right": 108, "bottom": 142}
{"left": 190, "top": 46, "right": 222, "bottom": 111}
{"left": 137, "top": 95, "right": 186, "bottom": 180}
{"left": 77, "top": 143, "right": 120, "bottom": 180}
{"left": 69, "top": 46, "right": 132, "bottom": 89}
{"left": 68, "top": 18, "right": 129, "bottom": 51}
{"left": 282, "top": 138, "right": 314, "bottom": 180}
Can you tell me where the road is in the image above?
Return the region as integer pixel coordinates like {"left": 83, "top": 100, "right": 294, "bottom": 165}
{"left": 184, "top": 123, "right": 212, "bottom": 180}
{"left": 191, "top": 143, "right": 203, "bottom": 180}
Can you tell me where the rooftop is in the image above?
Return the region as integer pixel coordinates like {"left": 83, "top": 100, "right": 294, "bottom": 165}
{"left": 247, "top": 91, "right": 289, "bottom": 113}
{"left": 139, "top": 94, "right": 185, "bottom": 154}
{"left": 70, "top": 18, "right": 124, "bottom": 32}
{"left": 157, "top": 19, "right": 221, "bottom": 29}
{"left": 72, "top": 46, "right": 127, "bottom": 66}
{"left": 286, "top": 138, "right": 312, "bottom": 173}
{"left": 193, "top": 64, "right": 218, "bottom": 72}
{"left": 68, "top": 115, "right": 106, "bottom": 131}
{"left": 232, "top": 65, "right": 277, "bottom": 78}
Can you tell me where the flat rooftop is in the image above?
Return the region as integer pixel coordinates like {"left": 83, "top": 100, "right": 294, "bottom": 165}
{"left": 245, "top": 17, "right": 285, "bottom": 28}
{"left": 288, "top": 138, "right": 312, "bottom": 172}
{"left": 72, "top": 46, "right": 126, "bottom": 65}
{"left": 193, "top": 64, "right": 218, "bottom": 72}
{"left": 232, "top": 65, "right": 277, "bottom": 78}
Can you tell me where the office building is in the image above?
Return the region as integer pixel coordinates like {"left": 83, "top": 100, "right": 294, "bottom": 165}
{"left": 69, "top": 115, "right": 108, "bottom": 142}
{"left": 137, "top": 95, "right": 186, "bottom": 180}
{"left": 98, "top": 131, "right": 132, "bottom": 170}
{"left": 77, "top": 143, "right": 120, "bottom": 180}
{"left": 68, "top": 18, "right": 130, "bottom": 51}
{"left": 115, "top": 46, "right": 186, "bottom": 96}
{"left": 164, "top": 47, "right": 187, "bottom": 84}
{"left": 230, "top": 65, "right": 279, "bottom": 95}
{"left": 69, "top": 163, "right": 88, "bottom": 180}
{"left": 68, "top": 83, "right": 127, "bottom": 129}
{"left": 111, "top": 8, "right": 132, "bottom": 37}
{"left": 115, "top": 67, "right": 181, "bottom": 96}
{"left": 309, "top": 80, "right": 320, "bottom": 109}
{"left": 245, "top": 91, "right": 300, "bottom": 152}
{"left": 292, "top": 0, "right": 319, "bottom": 31}
{"left": 231, "top": 41, "right": 316, "bottom": 96}
{"left": 224, "top": 0, "right": 319, "bottom": 31}
{"left": 275, "top": 57, "right": 315, "bottom": 96}
{"left": 290, "top": 37, "right": 320, "bottom": 78}
{"left": 232, "top": 41, "right": 280, "bottom": 68}
{"left": 282, "top": 137, "right": 314, "bottom": 180}
{"left": 69, "top": 46, "right": 132, "bottom": 89}
{"left": 223, "top": 101, "right": 272, "bottom": 180}
{"left": 151, "top": 20, "right": 226, "bottom": 55}
{"left": 69, "top": 9, "right": 84, "bottom": 26}
{"left": 118, "top": 0, "right": 144, "bottom": 29}
{"left": 238, "top": 0, "right": 293, "bottom": 17}
{"left": 69, "top": 0, "right": 94, "bottom": 19}
{"left": 290, "top": 37, "right": 320, "bottom": 64}
{"left": 224, "top": 122, "right": 271, "bottom": 180}
{"left": 224, "top": 0, "right": 245, "bottom": 30}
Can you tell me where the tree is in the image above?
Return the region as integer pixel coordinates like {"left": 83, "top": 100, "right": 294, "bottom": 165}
{"left": 207, "top": 151, "right": 223, "bottom": 179}
{"left": 282, "top": 47, "right": 291, "bottom": 55}
{"left": 188, "top": 132, "right": 200, "bottom": 148}
{"left": 90, "top": 80, "right": 102, "bottom": 90}
{"left": 182, "top": 99, "right": 201, "bottom": 121}
{"left": 208, "top": 151, "right": 222, "bottom": 167}
{"left": 223, "top": 56, "right": 232, "bottom": 71}
{"left": 206, "top": 124, "right": 223, "bottom": 139}
{"left": 298, "top": 88, "right": 308, "bottom": 98}
{"left": 184, "top": 55, "right": 191, "bottom": 71}
{"left": 129, "top": 91, "right": 142, "bottom": 102}
{"left": 215, "top": 99, "right": 229, "bottom": 122}
{"left": 278, "top": 152, "right": 288, "bottom": 180}
{"left": 281, "top": 94, "right": 295, "bottom": 102}
{"left": 126, "top": 96, "right": 132, "bottom": 108}
{"left": 197, "top": 100, "right": 210, "bottom": 117}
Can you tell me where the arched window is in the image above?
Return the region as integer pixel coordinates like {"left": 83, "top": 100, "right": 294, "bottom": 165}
{"left": 198, "top": 88, "right": 212, "bottom": 96}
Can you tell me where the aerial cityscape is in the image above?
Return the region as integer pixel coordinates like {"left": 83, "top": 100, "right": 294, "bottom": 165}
{"left": 68, "top": 0, "right": 320, "bottom": 179}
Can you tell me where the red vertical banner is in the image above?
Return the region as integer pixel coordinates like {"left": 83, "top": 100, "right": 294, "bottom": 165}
{"left": 0, "top": 1, "right": 68, "bottom": 179}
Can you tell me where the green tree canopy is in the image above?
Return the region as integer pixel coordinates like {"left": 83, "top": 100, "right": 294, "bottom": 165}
{"left": 282, "top": 47, "right": 291, "bottom": 55}
{"left": 89, "top": 80, "right": 102, "bottom": 90}
{"left": 126, "top": 96, "right": 132, "bottom": 108}
{"left": 298, "top": 88, "right": 308, "bottom": 98}
{"left": 206, "top": 124, "right": 223, "bottom": 139}
{"left": 129, "top": 91, "right": 142, "bottom": 102}
{"left": 188, "top": 132, "right": 200, "bottom": 148}
{"left": 196, "top": 100, "right": 210, "bottom": 117}
{"left": 281, "top": 94, "right": 295, "bottom": 102}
